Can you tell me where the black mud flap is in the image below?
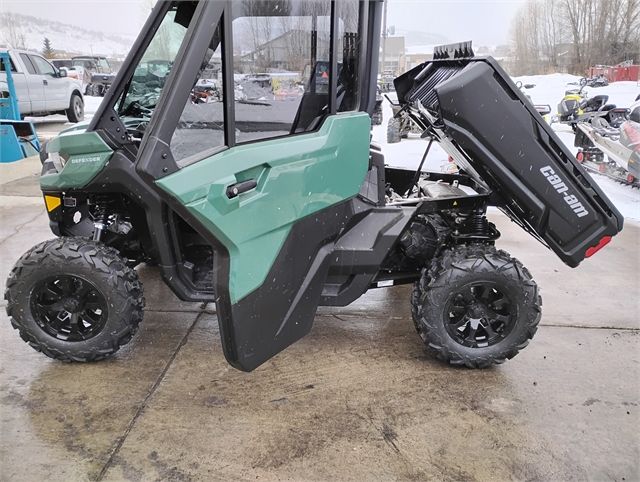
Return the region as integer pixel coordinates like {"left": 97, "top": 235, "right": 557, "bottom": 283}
{"left": 395, "top": 56, "right": 623, "bottom": 267}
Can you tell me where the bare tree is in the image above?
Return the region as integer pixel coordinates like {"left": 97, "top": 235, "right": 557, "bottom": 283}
{"left": 511, "top": 0, "right": 640, "bottom": 75}
{"left": 1, "top": 13, "right": 27, "bottom": 49}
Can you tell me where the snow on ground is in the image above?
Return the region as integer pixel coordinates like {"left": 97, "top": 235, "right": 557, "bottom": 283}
{"left": 84, "top": 95, "right": 104, "bottom": 117}
{"left": 375, "top": 75, "right": 640, "bottom": 221}
{"left": 512, "top": 73, "right": 640, "bottom": 111}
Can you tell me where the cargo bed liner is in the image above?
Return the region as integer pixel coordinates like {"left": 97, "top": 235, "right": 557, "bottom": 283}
{"left": 394, "top": 55, "right": 623, "bottom": 267}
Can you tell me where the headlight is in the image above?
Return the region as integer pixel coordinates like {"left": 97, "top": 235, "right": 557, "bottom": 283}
{"left": 48, "top": 151, "right": 66, "bottom": 172}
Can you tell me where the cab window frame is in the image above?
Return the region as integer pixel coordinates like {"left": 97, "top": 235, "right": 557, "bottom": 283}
{"left": 224, "top": 0, "right": 340, "bottom": 148}
{"left": 29, "top": 55, "right": 57, "bottom": 76}
{"left": 99, "top": 1, "right": 370, "bottom": 178}
{"left": 18, "top": 54, "right": 36, "bottom": 74}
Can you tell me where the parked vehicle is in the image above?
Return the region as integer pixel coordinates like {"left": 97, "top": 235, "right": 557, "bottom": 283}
{"left": 371, "top": 87, "right": 383, "bottom": 125}
{"left": 515, "top": 80, "right": 552, "bottom": 123}
{"left": 575, "top": 101, "right": 640, "bottom": 186}
{"left": 585, "top": 74, "right": 609, "bottom": 88}
{"left": 0, "top": 51, "right": 40, "bottom": 163}
{"left": 556, "top": 78, "right": 620, "bottom": 130}
{"left": 5, "top": 1, "right": 622, "bottom": 372}
{"left": 51, "top": 59, "right": 85, "bottom": 85}
{"left": 71, "top": 56, "right": 116, "bottom": 96}
{"left": 385, "top": 93, "right": 421, "bottom": 143}
{"left": 0, "top": 48, "right": 84, "bottom": 122}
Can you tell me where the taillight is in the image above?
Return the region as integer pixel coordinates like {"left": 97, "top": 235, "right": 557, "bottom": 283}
{"left": 576, "top": 151, "right": 584, "bottom": 162}
{"left": 585, "top": 236, "right": 612, "bottom": 258}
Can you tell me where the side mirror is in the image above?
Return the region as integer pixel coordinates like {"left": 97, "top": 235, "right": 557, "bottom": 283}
{"left": 57, "top": 68, "right": 67, "bottom": 78}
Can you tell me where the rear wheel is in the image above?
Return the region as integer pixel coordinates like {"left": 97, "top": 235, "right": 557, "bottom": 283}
{"left": 66, "top": 93, "right": 84, "bottom": 123}
{"left": 412, "top": 244, "right": 541, "bottom": 368}
{"left": 5, "top": 238, "right": 144, "bottom": 362}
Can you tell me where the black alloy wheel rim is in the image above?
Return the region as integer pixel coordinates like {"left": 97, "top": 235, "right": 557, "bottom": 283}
{"left": 30, "top": 275, "right": 108, "bottom": 342}
{"left": 444, "top": 282, "right": 516, "bottom": 348}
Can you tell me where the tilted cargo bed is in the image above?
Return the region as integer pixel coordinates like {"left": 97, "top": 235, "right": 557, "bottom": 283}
{"left": 394, "top": 55, "right": 623, "bottom": 267}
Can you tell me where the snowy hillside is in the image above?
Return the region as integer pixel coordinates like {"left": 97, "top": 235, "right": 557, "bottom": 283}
{"left": 0, "top": 12, "right": 134, "bottom": 57}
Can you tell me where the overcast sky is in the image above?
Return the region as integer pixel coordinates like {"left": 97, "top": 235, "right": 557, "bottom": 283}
{"left": 2, "top": 0, "right": 526, "bottom": 46}
{"left": 387, "top": 0, "right": 526, "bottom": 46}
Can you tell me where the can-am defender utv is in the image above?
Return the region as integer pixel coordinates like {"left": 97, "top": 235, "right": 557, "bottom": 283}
{"left": 5, "top": 1, "right": 622, "bottom": 371}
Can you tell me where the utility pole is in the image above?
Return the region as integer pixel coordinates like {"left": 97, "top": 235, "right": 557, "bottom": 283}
{"left": 381, "top": 0, "right": 388, "bottom": 75}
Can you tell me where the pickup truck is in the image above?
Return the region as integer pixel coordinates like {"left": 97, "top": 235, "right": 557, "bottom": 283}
{"left": 0, "top": 49, "right": 85, "bottom": 123}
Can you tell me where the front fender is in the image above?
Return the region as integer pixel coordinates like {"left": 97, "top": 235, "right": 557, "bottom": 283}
{"left": 40, "top": 130, "right": 113, "bottom": 191}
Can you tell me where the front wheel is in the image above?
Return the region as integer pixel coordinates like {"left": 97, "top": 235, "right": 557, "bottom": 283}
{"left": 412, "top": 244, "right": 541, "bottom": 368}
{"left": 387, "top": 118, "right": 401, "bottom": 144}
{"left": 66, "top": 93, "right": 84, "bottom": 123}
{"left": 5, "top": 238, "right": 144, "bottom": 362}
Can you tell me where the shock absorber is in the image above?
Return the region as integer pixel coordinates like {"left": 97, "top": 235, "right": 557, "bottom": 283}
{"left": 452, "top": 209, "right": 500, "bottom": 242}
{"left": 92, "top": 194, "right": 111, "bottom": 242}
{"left": 471, "top": 209, "right": 492, "bottom": 238}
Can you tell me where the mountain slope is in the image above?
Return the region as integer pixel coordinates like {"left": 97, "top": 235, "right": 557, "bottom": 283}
{"left": 0, "top": 12, "right": 134, "bottom": 57}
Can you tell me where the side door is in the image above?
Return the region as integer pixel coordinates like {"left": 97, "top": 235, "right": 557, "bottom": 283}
{"left": 137, "top": 1, "right": 371, "bottom": 371}
{"left": 13, "top": 53, "right": 43, "bottom": 113}
{"left": 29, "top": 54, "right": 69, "bottom": 112}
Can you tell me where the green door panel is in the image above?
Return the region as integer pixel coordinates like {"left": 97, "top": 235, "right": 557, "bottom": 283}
{"left": 40, "top": 130, "right": 113, "bottom": 190}
{"left": 157, "top": 112, "right": 371, "bottom": 303}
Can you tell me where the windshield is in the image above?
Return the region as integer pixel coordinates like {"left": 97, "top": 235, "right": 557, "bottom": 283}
{"left": 117, "top": 3, "right": 195, "bottom": 119}
{"left": 72, "top": 58, "right": 108, "bottom": 71}
{"left": 53, "top": 60, "right": 73, "bottom": 68}
{"left": 97, "top": 58, "right": 110, "bottom": 71}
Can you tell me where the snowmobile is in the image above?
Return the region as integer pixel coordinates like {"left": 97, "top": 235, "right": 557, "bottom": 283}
{"left": 5, "top": 1, "right": 622, "bottom": 372}
{"left": 515, "top": 80, "right": 552, "bottom": 123}
{"left": 586, "top": 74, "right": 609, "bottom": 88}
{"left": 556, "top": 78, "right": 621, "bottom": 130}
{"left": 575, "top": 101, "right": 640, "bottom": 186}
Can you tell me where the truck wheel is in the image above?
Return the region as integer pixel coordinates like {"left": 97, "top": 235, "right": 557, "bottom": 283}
{"left": 66, "top": 94, "right": 84, "bottom": 123}
{"left": 387, "top": 118, "right": 401, "bottom": 144}
{"left": 5, "top": 238, "right": 144, "bottom": 362}
{"left": 413, "top": 244, "right": 541, "bottom": 368}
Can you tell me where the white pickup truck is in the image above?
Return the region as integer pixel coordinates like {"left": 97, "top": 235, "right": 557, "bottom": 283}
{"left": 0, "top": 48, "right": 85, "bottom": 123}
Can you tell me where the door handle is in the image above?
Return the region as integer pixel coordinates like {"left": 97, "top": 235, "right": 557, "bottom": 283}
{"left": 43, "top": 79, "right": 48, "bottom": 85}
{"left": 226, "top": 179, "right": 257, "bottom": 199}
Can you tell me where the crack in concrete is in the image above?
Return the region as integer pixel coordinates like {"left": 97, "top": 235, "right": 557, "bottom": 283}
{"left": 0, "top": 208, "right": 45, "bottom": 246}
{"left": 96, "top": 311, "right": 203, "bottom": 481}
{"left": 145, "top": 308, "right": 215, "bottom": 314}
{"left": 540, "top": 323, "right": 639, "bottom": 331}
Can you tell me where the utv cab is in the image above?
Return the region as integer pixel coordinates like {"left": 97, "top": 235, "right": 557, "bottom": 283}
{"left": 6, "top": 1, "right": 622, "bottom": 371}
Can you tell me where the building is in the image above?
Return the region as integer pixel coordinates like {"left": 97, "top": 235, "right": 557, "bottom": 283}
{"left": 379, "top": 36, "right": 405, "bottom": 76}
{"left": 237, "top": 30, "right": 330, "bottom": 74}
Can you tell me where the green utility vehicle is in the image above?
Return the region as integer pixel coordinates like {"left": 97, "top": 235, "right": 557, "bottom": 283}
{"left": 5, "top": 1, "right": 622, "bottom": 371}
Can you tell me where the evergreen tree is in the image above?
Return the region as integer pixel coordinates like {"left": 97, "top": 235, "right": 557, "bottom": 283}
{"left": 42, "top": 37, "right": 54, "bottom": 59}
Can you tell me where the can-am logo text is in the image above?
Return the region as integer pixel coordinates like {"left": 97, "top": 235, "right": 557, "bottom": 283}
{"left": 540, "top": 166, "right": 589, "bottom": 218}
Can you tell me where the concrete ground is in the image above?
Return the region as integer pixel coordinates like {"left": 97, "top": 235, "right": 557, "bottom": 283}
{"left": 0, "top": 151, "right": 639, "bottom": 481}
